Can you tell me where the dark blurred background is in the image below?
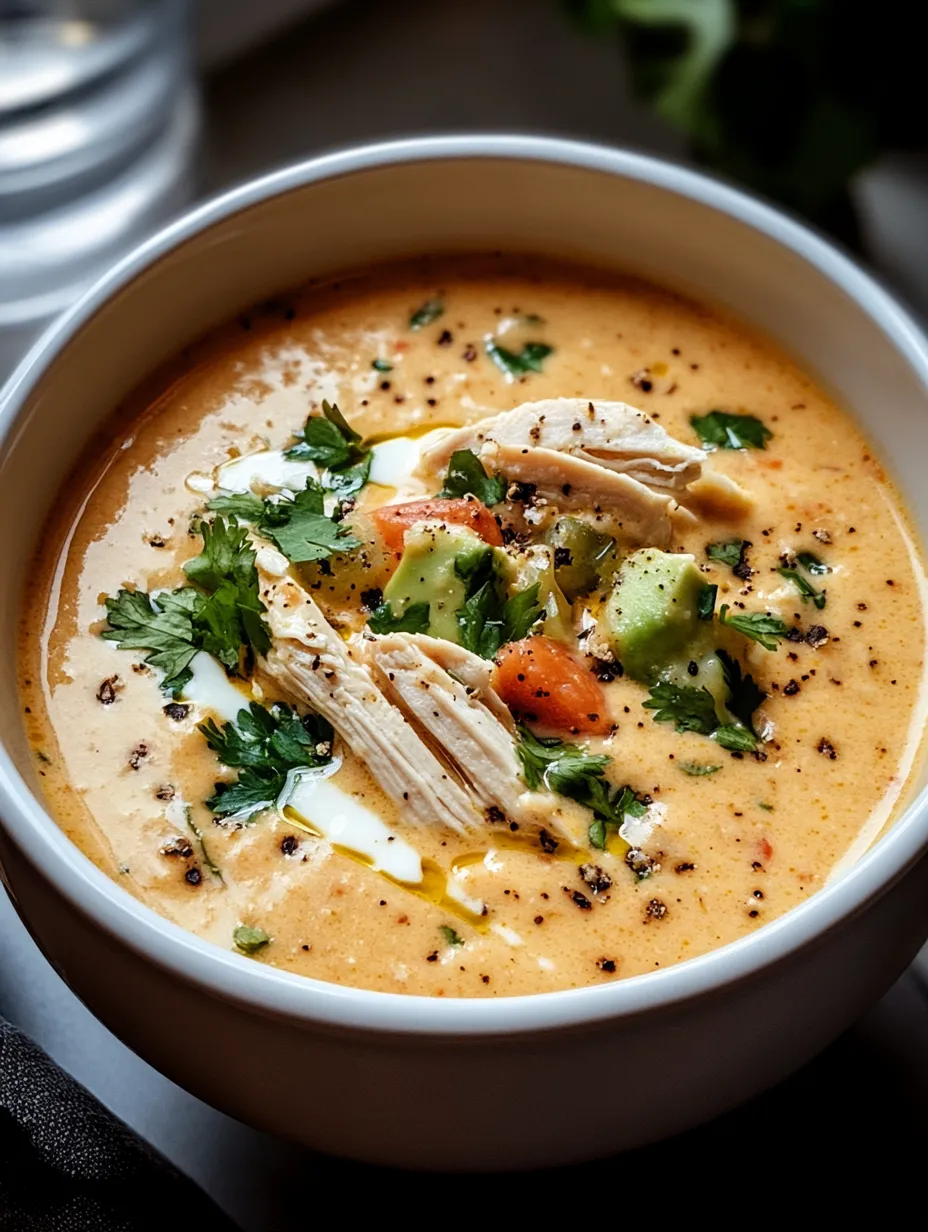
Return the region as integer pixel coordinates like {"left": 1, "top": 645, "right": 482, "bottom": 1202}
{"left": 3, "top": 0, "right": 927, "bottom": 379}
{"left": 2, "top": 3, "right": 927, "bottom": 1226}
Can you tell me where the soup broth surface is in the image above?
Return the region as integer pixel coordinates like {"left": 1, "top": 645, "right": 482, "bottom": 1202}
{"left": 20, "top": 255, "right": 927, "bottom": 996}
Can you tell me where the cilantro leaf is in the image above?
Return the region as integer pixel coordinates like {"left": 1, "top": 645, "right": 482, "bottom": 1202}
{"left": 261, "top": 484, "right": 361, "bottom": 563}
{"left": 200, "top": 701, "right": 333, "bottom": 820}
{"left": 679, "top": 761, "right": 722, "bottom": 776}
{"left": 707, "top": 539, "right": 750, "bottom": 571}
{"left": 102, "top": 588, "right": 200, "bottom": 691}
{"left": 713, "top": 725, "right": 758, "bottom": 752}
{"left": 207, "top": 492, "right": 265, "bottom": 521}
{"left": 285, "top": 399, "right": 367, "bottom": 474}
{"left": 368, "top": 600, "right": 431, "bottom": 635}
{"left": 719, "top": 604, "right": 789, "bottom": 650}
{"left": 716, "top": 647, "right": 766, "bottom": 733}
{"left": 485, "top": 339, "right": 553, "bottom": 377}
{"left": 643, "top": 682, "right": 718, "bottom": 734}
{"left": 456, "top": 581, "right": 542, "bottom": 660}
{"left": 372, "top": 358, "right": 393, "bottom": 373}
{"left": 234, "top": 924, "right": 270, "bottom": 954}
{"left": 697, "top": 582, "right": 718, "bottom": 620}
{"left": 324, "top": 451, "right": 371, "bottom": 499}
{"left": 184, "top": 516, "right": 270, "bottom": 664}
{"left": 409, "top": 298, "right": 444, "bottom": 330}
{"left": 514, "top": 725, "right": 643, "bottom": 851}
{"left": 439, "top": 924, "right": 464, "bottom": 947}
{"left": 797, "top": 551, "right": 830, "bottom": 575}
{"left": 438, "top": 449, "right": 507, "bottom": 505}
{"left": 778, "top": 566, "right": 827, "bottom": 610}
{"left": 691, "top": 410, "right": 772, "bottom": 450}
{"left": 501, "top": 583, "right": 543, "bottom": 643}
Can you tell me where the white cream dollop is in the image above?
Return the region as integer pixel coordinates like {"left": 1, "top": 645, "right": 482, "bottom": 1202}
{"left": 180, "top": 652, "right": 252, "bottom": 723}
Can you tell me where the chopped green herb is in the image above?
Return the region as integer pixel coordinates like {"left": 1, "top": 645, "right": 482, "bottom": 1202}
{"left": 184, "top": 807, "right": 223, "bottom": 881}
{"left": 210, "top": 480, "right": 360, "bottom": 564}
{"left": 697, "top": 582, "right": 718, "bottom": 621}
{"left": 797, "top": 551, "right": 830, "bottom": 575}
{"left": 679, "top": 761, "right": 722, "bottom": 776}
{"left": 485, "top": 339, "right": 553, "bottom": 377}
{"left": 691, "top": 410, "right": 772, "bottom": 450}
{"left": 409, "top": 298, "right": 444, "bottom": 330}
{"left": 456, "top": 581, "right": 542, "bottom": 660}
{"left": 102, "top": 588, "right": 201, "bottom": 693}
{"left": 206, "top": 491, "right": 265, "bottom": 521}
{"left": 372, "top": 358, "right": 393, "bottom": 373}
{"left": 719, "top": 604, "right": 789, "bottom": 651}
{"left": 643, "top": 682, "right": 718, "bottom": 734}
{"left": 200, "top": 701, "right": 333, "bottom": 820}
{"left": 439, "top": 924, "right": 465, "bottom": 947}
{"left": 713, "top": 724, "right": 757, "bottom": 752}
{"left": 707, "top": 539, "right": 750, "bottom": 572}
{"left": 367, "top": 600, "right": 431, "bottom": 635}
{"left": 515, "top": 725, "right": 643, "bottom": 851}
{"left": 284, "top": 402, "right": 370, "bottom": 500}
{"left": 437, "top": 448, "right": 507, "bottom": 505}
{"left": 758, "top": 801, "right": 774, "bottom": 812}
{"left": 778, "top": 567, "right": 827, "bottom": 610}
{"left": 716, "top": 648, "right": 766, "bottom": 733}
{"left": 234, "top": 924, "right": 270, "bottom": 955}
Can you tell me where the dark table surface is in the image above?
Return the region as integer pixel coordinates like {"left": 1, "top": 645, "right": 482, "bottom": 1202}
{"left": 3, "top": 1, "right": 928, "bottom": 1226}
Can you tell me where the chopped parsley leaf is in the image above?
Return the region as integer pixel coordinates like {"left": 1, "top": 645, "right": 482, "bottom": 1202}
{"left": 409, "top": 298, "right": 444, "bottom": 330}
{"left": 515, "top": 725, "right": 644, "bottom": 851}
{"left": 372, "top": 358, "right": 393, "bottom": 373}
{"left": 716, "top": 648, "right": 766, "bottom": 733}
{"left": 284, "top": 401, "right": 370, "bottom": 499}
{"left": 210, "top": 480, "right": 360, "bottom": 564}
{"left": 778, "top": 566, "right": 827, "bottom": 610}
{"left": 643, "top": 682, "right": 718, "bottom": 734}
{"left": 797, "top": 550, "right": 830, "bottom": 575}
{"left": 485, "top": 339, "right": 553, "bottom": 377}
{"left": 679, "top": 761, "right": 722, "bottom": 776}
{"left": 367, "top": 600, "right": 431, "bottom": 635}
{"left": 707, "top": 539, "right": 749, "bottom": 571}
{"left": 697, "top": 582, "right": 718, "bottom": 621}
{"left": 439, "top": 924, "right": 465, "bottom": 947}
{"left": 713, "top": 724, "right": 757, "bottom": 752}
{"left": 456, "top": 581, "right": 542, "bottom": 660}
{"left": 102, "top": 588, "right": 201, "bottom": 694}
{"left": 719, "top": 604, "right": 789, "bottom": 650}
{"left": 437, "top": 448, "right": 507, "bottom": 505}
{"left": 200, "top": 701, "right": 333, "bottom": 820}
{"left": 234, "top": 924, "right": 270, "bottom": 955}
{"left": 691, "top": 410, "right": 772, "bottom": 450}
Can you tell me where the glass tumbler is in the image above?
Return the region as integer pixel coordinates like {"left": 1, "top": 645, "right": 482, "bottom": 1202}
{"left": 0, "top": 0, "right": 200, "bottom": 378}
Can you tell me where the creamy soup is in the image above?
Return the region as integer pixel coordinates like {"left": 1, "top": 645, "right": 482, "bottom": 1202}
{"left": 19, "top": 256, "right": 927, "bottom": 997}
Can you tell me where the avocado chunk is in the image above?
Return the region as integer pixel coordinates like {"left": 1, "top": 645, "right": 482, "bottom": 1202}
{"left": 545, "top": 516, "right": 615, "bottom": 601}
{"left": 514, "top": 544, "right": 572, "bottom": 643}
{"left": 605, "top": 549, "right": 706, "bottom": 682}
{"left": 382, "top": 523, "right": 491, "bottom": 644}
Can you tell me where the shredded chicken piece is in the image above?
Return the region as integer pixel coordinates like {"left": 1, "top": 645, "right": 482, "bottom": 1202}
{"left": 360, "top": 633, "right": 590, "bottom": 846}
{"left": 258, "top": 571, "right": 481, "bottom": 835}
{"left": 419, "top": 397, "right": 705, "bottom": 490}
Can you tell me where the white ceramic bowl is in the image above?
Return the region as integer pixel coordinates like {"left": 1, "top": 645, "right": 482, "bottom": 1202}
{"left": 2, "top": 136, "right": 928, "bottom": 1170}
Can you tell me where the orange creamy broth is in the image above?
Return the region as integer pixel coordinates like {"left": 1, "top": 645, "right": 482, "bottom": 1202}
{"left": 17, "top": 255, "right": 928, "bottom": 997}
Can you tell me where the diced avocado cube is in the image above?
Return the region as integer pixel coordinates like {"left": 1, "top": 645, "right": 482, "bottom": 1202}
{"left": 383, "top": 523, "right": 490, "bottom": 644}
{"left": 513, "top": 544, "right": 572, "bottom": 643}
{"left": 545, "top": 516, "right": 615, "bottom": 601}
{"left": 605, "top": 549, "right": 706, "bottom": 682}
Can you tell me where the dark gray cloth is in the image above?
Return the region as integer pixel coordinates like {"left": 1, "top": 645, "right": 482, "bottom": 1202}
{"left": 0, "top": 1018, "right": 239, "bottom": 1232}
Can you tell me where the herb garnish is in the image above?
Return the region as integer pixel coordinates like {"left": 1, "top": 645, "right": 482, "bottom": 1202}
{"left": 707, "top": 539, "right": 752, "bottom": 578}
{"left": 697, "top": 582, "right": 718, "bottom": 620}
{"left": 210, "top": 479, "right": 360, "bottom": 563}
{"left": 691, "top": 410, "right": 772, "bottom": 450}
{"left": 409, "top": 298, "right": 444, "bottom": 330}
{"left": 199, "top": 701, "right": 333, "bottom": 820}
{"left": 367, "top": 600, "right": 431, "bottom": 635}
{"left": 485, "top": 339, "right": 553, "bottom": 377}
{"left": 515, "top": 725, "right": 645, "bottom": 850}
{"left": 284, "top": 401, "right": 371, "bottom": 496}
{"left": 439, "top": 924, "right": 465, "bottom": 947}
{"left": 778, "top": 566, "right": 827, "bottom": 610}
{"left": 103, "top": 515, "right": 269, "bottom": 691}
{"left": 797, "top": 551, "right": 830, "bottom": 575}
{"left": 456, "top": 581, "right": 542, "bottom": 659}
{"left": 372, "top": 358, "right": 393, "bottom": 373}
{"left": 234, "top": 924, "right": 270, "bottom": 955}
{"left": 679, "top": 761, "right": 722, "bottom": 776}
{"left": 716, "top": 648, "right": 766, "bottom": 733}
{"left": 719, "top": 604, "right": 789, "bottom": 650}
{"left": 437, "top": 448, "right": 507, "bottom": 505}
{"left": 643, "top": 682, "right": 718, "bottom": 734}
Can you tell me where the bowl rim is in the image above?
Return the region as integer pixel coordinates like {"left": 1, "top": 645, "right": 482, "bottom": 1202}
{"left": 3, "top": 132, "right": 928, "bottom": 1037}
